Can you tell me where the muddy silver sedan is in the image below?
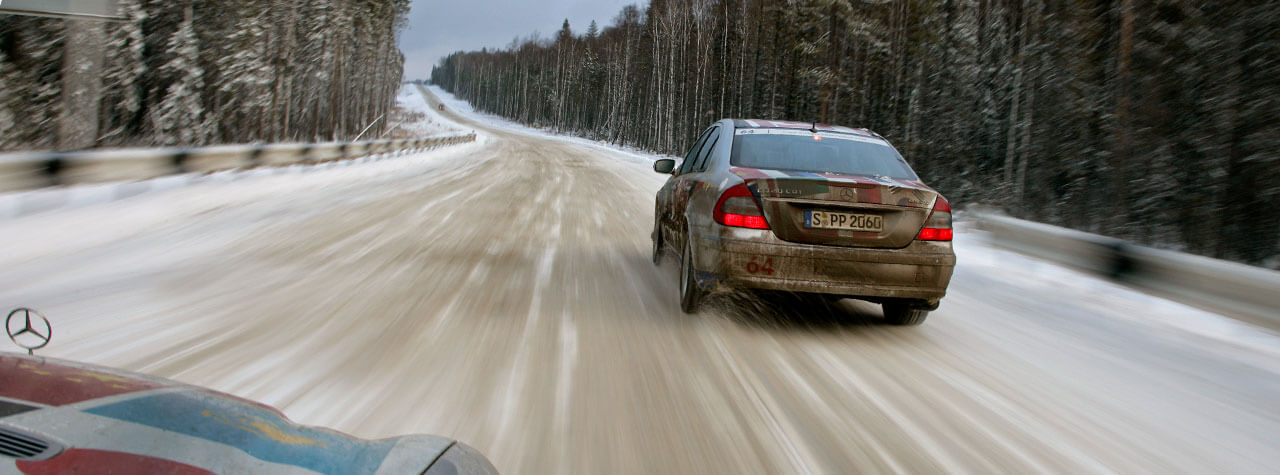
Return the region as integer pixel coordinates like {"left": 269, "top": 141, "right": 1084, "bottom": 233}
{"left": 652, "top": 119, "right": 955, "bottom": 325}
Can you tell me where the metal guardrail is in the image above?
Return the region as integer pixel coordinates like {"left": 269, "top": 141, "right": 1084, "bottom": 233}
{"left": 972, "top": 210, "right": 1280, "bottom": 329}
{"left": 0, "top": 134, "right": 477, "bottom": 193}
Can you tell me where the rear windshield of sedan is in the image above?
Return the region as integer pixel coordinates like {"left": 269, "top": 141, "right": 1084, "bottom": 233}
{"left": 729, "top": 130, "right": 919, "bottom": 180}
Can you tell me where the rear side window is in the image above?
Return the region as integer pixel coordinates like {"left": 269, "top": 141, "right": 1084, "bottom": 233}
{"left": 729, "top": 129, "right": 919, "bottom": 180}
{"left": 692, "top": 130, "right": 720, "bottom": 172}
{"left": 679, "top": 128, "right": 715, "bottom": 175}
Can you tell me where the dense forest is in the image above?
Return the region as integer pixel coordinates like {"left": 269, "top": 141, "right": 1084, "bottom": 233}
{"left": 0, "top": 0, "right": 409, "bottom": 150}
{"left": 432, "top": 0, "right": 1280, "bottom": 266}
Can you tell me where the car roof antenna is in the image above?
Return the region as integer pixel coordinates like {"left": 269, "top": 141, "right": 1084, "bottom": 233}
{"left": 810, "top": 122, "right": 819, "bottom": 133}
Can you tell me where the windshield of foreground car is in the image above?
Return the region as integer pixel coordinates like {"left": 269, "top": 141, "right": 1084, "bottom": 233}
{"left": 729, "top": 130, "right": 920, "bottom": 180}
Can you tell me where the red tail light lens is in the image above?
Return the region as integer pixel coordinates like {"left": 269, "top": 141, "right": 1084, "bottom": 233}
{"left": 917, "top": 227, "right": 953, "bottom": 241}
{"left": 715, "top": 184, "right": 770, "bottom": 230}
{"left": 917, "top": 197, "right": 953, "bottom": 241}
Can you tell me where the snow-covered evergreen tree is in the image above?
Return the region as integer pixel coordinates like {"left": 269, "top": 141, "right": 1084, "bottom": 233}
{"left": 214, "top": 2, "right": 272, "bottom": 142}
{"left": 150, "top": 5, "right": 207, "bottom": 146}
{"left": 0, "top": 16, "right": 64, "bottom": 150}
{"left": 99, "top": 0, "right": 148, "bottom": 145}
{"left": 0, "top": 50, "right": 18, "bottom": 148}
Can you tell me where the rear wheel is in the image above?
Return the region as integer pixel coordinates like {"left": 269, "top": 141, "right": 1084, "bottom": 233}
{"left": 679, "top": 240, "right": 704, "bottom": 313}
{"left": 882, "top": 303, "right": 928, "bottom": 326}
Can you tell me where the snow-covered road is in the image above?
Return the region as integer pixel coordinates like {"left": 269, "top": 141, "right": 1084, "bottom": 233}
{"left": 1, "top": 85, "right": 1277, "bottom": 474}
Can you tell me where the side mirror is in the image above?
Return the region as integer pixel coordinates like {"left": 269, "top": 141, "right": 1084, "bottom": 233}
{"left": 653, "top": 159, "right": 676, "bottom": 174}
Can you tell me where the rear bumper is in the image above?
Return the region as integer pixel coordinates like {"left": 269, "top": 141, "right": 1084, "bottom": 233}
{"left": 693, "top": 227, "right": 955, "bottom": 304}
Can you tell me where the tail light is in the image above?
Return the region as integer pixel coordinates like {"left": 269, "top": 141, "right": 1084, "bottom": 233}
{"left": 714, "top": 184, "right": 769, "bottom": 230}
{"left": 917, "top": 197, "right": 953, "bottom": 241}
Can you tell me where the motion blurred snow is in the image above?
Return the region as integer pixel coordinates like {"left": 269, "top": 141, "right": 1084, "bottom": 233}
{"left": 0, "top": 83, "right": 1277, "bottom": 474}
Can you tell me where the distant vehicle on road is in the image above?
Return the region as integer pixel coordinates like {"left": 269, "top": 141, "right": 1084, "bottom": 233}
{"left": 652, "top": 119, "right": 955, "bottom": 324}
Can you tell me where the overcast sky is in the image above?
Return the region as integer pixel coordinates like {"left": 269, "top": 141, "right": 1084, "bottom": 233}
{"left": 400, "top": 0, "right": 646, "bottom": 80}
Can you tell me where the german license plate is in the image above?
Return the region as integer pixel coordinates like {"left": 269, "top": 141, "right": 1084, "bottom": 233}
{"left": 804, "top": 210, "right": 883, "bottom": 232}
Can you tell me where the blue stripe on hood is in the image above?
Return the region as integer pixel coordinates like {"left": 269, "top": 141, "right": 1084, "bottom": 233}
{"left": 86, "top": 391, "right": 395, "bottom": 475}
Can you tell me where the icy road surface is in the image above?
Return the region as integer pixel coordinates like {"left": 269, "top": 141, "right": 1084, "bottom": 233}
{"left": 1, "top": 86, "right": 1278, "bottom": 474}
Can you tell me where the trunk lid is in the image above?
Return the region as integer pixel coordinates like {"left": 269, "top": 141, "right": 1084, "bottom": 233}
{"left": 731, "top": 167, "right": 938, "bottom": 248}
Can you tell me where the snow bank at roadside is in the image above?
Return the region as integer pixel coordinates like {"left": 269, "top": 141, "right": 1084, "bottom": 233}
{"left": 0, "top": 138, "right": 484, "bottom": 264}
{"left": 428, "top": 85, "right": 673, "bottom": 167}
{"left": 960, "top": 229, "right": 1280, "bottom": 361}
{"left": 389, "top": 85, "right": 462, "bottom": 137}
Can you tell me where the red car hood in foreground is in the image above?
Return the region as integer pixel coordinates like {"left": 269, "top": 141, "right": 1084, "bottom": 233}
{"left": 0, "top": 352, "right": 496, "bottom": 474}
